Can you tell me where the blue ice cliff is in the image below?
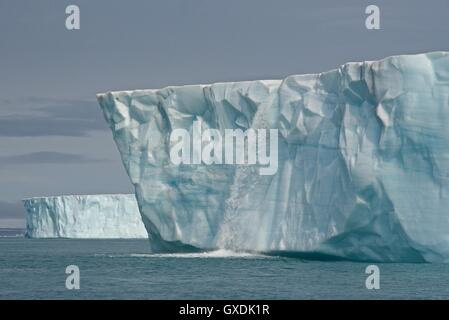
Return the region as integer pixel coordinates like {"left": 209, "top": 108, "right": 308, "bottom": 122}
{"left": 97, "top": 52, "right": 449, "bottom": 262}
{"left": 23, "top": 194, "right": 147, "bottom": 238}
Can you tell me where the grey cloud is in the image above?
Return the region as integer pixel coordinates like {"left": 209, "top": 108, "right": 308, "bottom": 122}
{"left": 0, "top": 98, "right": 108, "bottom": 137}
{"left": 0, "top": 200, "right": 24, "bottom": 219}
{"left": 0, "top": 151, "right": 108, "bottom": 165}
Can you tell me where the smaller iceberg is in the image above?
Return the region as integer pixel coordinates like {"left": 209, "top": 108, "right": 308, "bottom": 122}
{"left": 23, "top": 194, "right": 147, "bottom": 239}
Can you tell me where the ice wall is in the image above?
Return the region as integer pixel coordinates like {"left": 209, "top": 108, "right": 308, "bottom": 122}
{"left": 98, "top": 52, "right": 449, "bottom": 261}
{"left": 23, "top": 194, "right": 147, "bottom": 238}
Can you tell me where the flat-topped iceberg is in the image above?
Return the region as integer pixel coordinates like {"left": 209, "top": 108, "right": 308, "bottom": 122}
{"left": 23, "top": 194, "right": 147, "bottom": 238}
{"left": 98, "top": 52, "right": 449, "bottom": 262}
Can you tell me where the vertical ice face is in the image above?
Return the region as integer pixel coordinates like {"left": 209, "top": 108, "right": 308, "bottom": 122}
{"left": 23, "top": 194, "right": 147, "bottom": 238}
{"left": 98, "top": 52, "right": 449, "bottom": 262}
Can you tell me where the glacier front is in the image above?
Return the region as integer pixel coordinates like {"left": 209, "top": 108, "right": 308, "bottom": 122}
{"left": 98, "top": 52, "right": 449, "bottom": 262}
{"left": 23, "top": 194, "right": 147, "bottom": 238}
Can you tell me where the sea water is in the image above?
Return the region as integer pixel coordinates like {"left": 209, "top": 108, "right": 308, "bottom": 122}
{"left": 1, "top": 235, "right": 449, "bottom": 299}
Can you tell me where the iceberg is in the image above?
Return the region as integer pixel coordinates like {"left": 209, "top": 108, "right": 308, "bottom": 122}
{"left": 23, "top": 194, "right": 147, "bottom": 238}
{"left": 97, "top": 52, "right": 449, "bottom": 262}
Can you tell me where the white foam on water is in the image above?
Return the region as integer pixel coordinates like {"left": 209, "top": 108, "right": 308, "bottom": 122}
{"left": 130, "top": 249, "right": 274, "bottom": 259}
{"left": 0, "top": 234, "right": 24, "bottom": 238}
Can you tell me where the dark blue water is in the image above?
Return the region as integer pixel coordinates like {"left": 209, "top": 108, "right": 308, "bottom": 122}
{"left": 1, "top": 237, "right": 449, "bottom": 299}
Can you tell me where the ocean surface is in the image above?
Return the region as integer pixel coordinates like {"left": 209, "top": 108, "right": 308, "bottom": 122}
{"left": 1, "top": 229, "right": 449, "bottom": 299}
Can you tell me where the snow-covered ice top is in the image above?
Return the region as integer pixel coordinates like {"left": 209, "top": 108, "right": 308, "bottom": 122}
{"left": 23, "top": 194, "right": 147, "bottom": 238}
{"left": 98, "top": 52, "right": 449, "bottom": 262}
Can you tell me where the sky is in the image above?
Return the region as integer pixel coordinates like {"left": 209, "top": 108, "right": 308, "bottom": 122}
{"left": 1, "top": 0, "right": 449, "bottom": 227}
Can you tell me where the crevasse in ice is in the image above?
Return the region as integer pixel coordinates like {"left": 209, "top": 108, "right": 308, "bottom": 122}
{"left": 97, "top": 52, "right": 449, "bottom": 262}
